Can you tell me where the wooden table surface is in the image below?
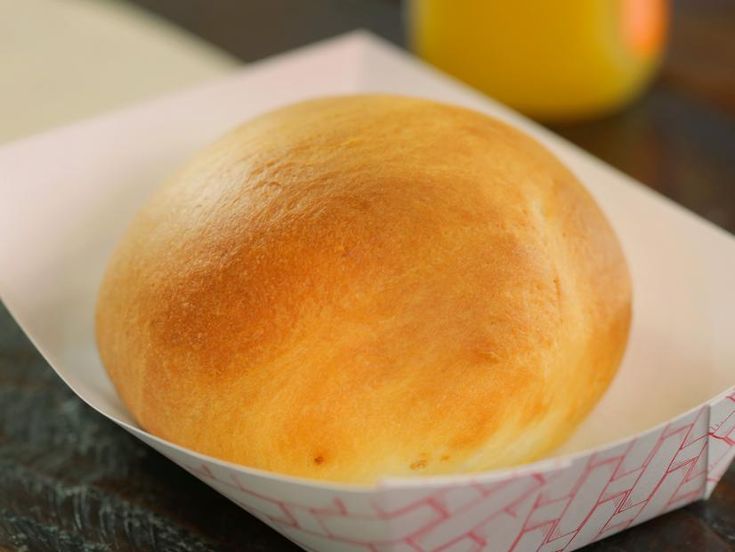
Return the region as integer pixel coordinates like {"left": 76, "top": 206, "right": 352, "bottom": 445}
{"left": 0, "top": 0, "right": 733, "bottom": 550}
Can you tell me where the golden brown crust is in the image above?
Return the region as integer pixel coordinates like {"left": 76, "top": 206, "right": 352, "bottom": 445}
{"left": 96, "top": 95, "right": 631, "bottom": 483}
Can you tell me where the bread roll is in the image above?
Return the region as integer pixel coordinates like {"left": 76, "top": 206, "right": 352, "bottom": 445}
{"left": 96, "top": 95, "right": 631, "bottom": 484}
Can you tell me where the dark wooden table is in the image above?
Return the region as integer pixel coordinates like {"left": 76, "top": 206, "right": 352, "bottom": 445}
{"left": 1, "top": 0, "right": 733, "bottom": 550}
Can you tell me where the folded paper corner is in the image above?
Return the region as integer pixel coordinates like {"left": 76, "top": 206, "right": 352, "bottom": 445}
{"left": 705, "top": 385, "right": 735, "bottom": 498}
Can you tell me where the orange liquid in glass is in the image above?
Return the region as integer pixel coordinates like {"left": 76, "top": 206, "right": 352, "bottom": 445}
{"left": 409, "top": 0, "right": 668, "bottom": 121}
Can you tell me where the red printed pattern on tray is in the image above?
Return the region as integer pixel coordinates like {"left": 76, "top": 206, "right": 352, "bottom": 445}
{"left": 707, "top": 390, "right": 735, "bottom": 495}
{"left": 178, "top": 390, "right": 735, "bottom": 552}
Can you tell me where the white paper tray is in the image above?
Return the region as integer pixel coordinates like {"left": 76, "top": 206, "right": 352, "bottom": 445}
{"left": 0, "top": 32, "right": 733, "bottom": 552}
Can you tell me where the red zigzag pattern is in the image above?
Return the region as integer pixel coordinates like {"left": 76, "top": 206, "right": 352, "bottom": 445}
{"left": 179, "top": 390, "right": 735, "bottom": 552}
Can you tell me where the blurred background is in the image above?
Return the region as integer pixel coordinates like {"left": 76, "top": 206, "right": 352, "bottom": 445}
{"left": 3, "top": 0, "right": 734, "bottom": 233}
{"left": 1, "top": 1, "right": 734, "bottom": 551}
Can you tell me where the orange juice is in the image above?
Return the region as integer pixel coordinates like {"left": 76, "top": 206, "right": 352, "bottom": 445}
{"left": 409, "top": 0, "right": 668, "bottom": 121}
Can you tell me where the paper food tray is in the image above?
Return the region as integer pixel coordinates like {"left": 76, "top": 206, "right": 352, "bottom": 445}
{"left": 0, "top": 32, "right": 733, "bottom": 552}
